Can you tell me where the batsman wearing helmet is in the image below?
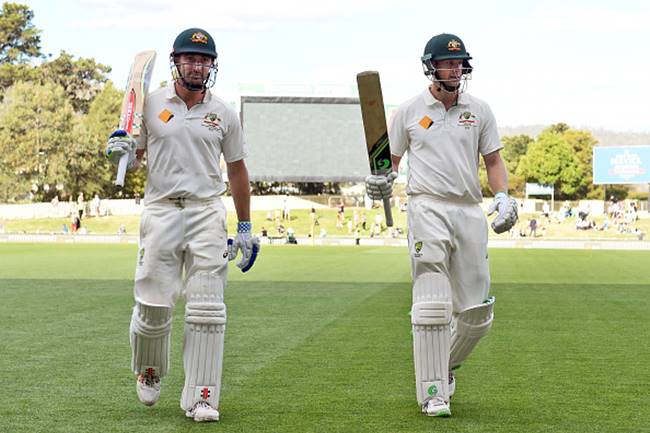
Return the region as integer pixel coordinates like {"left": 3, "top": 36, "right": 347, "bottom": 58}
{"left": 105, "top": 28, "right": 259, "bottom": 422}
{"left": 365, "top": 33, "right": 517, "bottom": 417}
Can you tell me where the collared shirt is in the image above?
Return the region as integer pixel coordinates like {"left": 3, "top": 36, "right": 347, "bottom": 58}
{"left": 137, "top": 85, "right": 248, "bottom": 205}
{"left": 389, "top": 87, "right": 502, "bottom": 203}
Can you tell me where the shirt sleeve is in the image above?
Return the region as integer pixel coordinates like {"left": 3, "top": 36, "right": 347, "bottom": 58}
{"left": 388, "top": 107, "right": 409, "bottom": 157}
{"left": 221, "top": 108, "right": 249, "bottom": 163}
{"left": 478, "top": 103, "right": 503, "bottom": 155}
{"left": 135, "top": 102, "right": 148, "bottom": 151}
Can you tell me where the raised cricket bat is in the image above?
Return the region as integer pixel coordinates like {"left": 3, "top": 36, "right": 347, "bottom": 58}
{"left": 356, "top": 70, "right": 394, "bottom": 227}
{"left": 115, "top": 50, "right": 156, "bottom": 188}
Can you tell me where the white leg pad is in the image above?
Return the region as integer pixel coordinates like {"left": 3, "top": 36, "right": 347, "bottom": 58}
{"left": 411, "top": 272, "right": 453, "bottom": 405}
{"left": 180, "top": 271, "right": 227, "bottom": 411}
{"left": 130, "top": 303, "right": 173, "bottom": 378}
{"left": 450, "top": 296, "right": 495, "bottom": 370}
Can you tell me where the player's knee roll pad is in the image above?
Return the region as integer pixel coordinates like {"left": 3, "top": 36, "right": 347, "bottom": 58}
{"left": 411, "top": 301, "right": 453, "bottom": 326}
{"left": 130, "top": 303, "right": 173, "bottom": 377}
{"left": 450, "top": 296, "right": 495, "bottom": 370}
{"left": 181, "top": 271, "right": 227, "bottom": 411}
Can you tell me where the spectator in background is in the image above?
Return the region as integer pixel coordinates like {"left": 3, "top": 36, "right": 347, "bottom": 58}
{"left": 282, "top": 194, "right": 291, "bottom": 221}
{"left": 71, "top": 215, "right": 81, "bottom": 233}
{"left": 134, "top": 192, "right": 142, "bottom": 205}
{"left": 77, "top": 192, "right": 85, "bottom": 219}
{"left": 91, "top": 194, "right": 101, "bottom": 217}
{"left": 528, "top": 218, "right": 538, "bottom": 237}
{"left": 542, "top": 201, "right": 550, "bottom": 219}
{"left": 61, "top": 224, "right": 68, "bottom": 234}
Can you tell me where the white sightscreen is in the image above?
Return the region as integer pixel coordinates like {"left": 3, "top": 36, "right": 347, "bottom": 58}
{"left": 241, "top": 96, "right": 371, "bottom": 182}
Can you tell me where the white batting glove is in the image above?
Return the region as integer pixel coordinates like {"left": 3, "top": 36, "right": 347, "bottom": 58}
{"left": 227, "top": 221, "right": 260, "bottom": 273}
{"left": 487, "top": 192, "right": 518, "bottom": 234}
{"left": 365, "top": 171, "right": 398, "bottom": 201}
{"left": 106, "top": 130, "right": 137, "bottom": 170}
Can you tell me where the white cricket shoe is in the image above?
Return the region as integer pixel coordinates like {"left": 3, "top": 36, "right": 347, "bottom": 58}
{"left": 185, "top": 401, "right": 220, "bottom": 422}
{"left": 136, "top": 372, "right": 161, "bottom": 406}
{"left": 449, "top": 371, "right": 456, "bottom": 398}
{"left": 422, "top": 396, "right": 451, "bottom": 417}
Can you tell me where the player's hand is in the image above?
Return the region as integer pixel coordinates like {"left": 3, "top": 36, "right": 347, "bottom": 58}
{"left": 487, "top": 192, "right": 518, "bottom": 234}
{"left": 365, "top": 172, "right": 398, "bottom": 201}
{"left": 227, "top": 221, "right": 260, "bottom": 272}
{"left": 106, "top": 129, "right": 138, "bottom": 170}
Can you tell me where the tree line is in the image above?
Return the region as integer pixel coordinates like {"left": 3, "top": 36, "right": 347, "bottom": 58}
{"left": 0, "top": 3, "right": 630, "bottom": 204}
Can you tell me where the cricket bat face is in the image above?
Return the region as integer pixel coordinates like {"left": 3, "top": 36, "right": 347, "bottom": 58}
{"left": 356, "top": 71, "right": 392, "bottom": 175}
{"left": 119, "top": 50, "right": 156, "bottom": 137}
{"left": 114, "top": 50, "right": 156, "bottom": 188}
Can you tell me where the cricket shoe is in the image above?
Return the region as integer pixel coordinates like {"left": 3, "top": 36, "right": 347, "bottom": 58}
{"left": 449, "top": 371, "right": 456, "bottom": 398}
{"left": 422, "top": 396, "right": 451, "bottom": 417}
{"left": 185, "top": 401, "right": 220, "bottom": 422}
{"left": 136, "top": 370, "right": 161, "bottom": 406}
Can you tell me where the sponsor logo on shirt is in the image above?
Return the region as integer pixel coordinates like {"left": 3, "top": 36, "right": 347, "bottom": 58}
{"left": 158, "top": 109, "right": 174, "bottom": 123}
{"left": 419, "top": 115, "right": 434, "bottom": 129}
{"left": 457, "top": 111, "right": 478, "bottom": 129}
{"left": 202, "top": 112, "right": 223, "bottom": 132}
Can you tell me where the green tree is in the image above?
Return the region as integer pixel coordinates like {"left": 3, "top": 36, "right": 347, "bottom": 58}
{"left": 74, "top": 81, "right": 146, "bottom": 198}
{"left": 516, "top": 131, "right": 584, "bottom": 199}
{"left": 0, "top": 2, "right": 41, "bottom": 64}
{"left": 0, "top": 80, "right": 75, "bottom": 201}
{"left": 39, "top": 51, "right": 112, "bottom": 113}
{"left": 500, "top": 134, "right": 533, "bottom": 196}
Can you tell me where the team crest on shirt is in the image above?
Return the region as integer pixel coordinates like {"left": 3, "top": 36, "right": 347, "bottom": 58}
{"left": 202, "top": 112, "right": 223, "bottom": 132}
{"left": 457, "top": 111, "right": 478, "bottom": 129}
{"left": 414, "top": 241, "right": 423, "bottom": 257}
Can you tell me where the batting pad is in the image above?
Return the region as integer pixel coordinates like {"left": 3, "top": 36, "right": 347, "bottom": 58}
{"left": 411, "top": 272, "right": 453, "bottom": 404}
{"left": 130, "top": 302, "right": 173, "bottom": 377}
{"left": 450, "top": 296, "right": 495, "bottom": 370}
{"left": 180, "top": 271, "right": 227, "bottom": 411}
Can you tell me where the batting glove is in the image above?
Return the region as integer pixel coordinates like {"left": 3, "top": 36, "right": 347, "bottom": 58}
{"left": 365, "top": 172, "right": 398, "bottom": 201}
{"left": 106, "top": 129, "right": 137, "bottom": 170}
{"left": 487, "top": 192, "right": 518, "bottom": 234}
{"left": 227, "top": 221, "right": 260, "bottom": 273}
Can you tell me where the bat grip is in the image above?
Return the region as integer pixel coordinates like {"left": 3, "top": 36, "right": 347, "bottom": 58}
{"left": 382, "top": 196, "right": 394, "bottom": 227}
{"left": 115, "top": 154, "right": 128, "bottom": 188}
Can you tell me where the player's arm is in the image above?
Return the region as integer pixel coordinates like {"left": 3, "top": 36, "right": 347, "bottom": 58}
{"left": 483, "top": 150, "right": 507, "bottom": 194}
{"left": 226, "top": 159, "right": 250, "bottom": 222}
{"left": 226, "top": 159, "right": 259, "bottom": 272}
{"left": 391, "top": 154, "right": 402, "bottom": 173}
{"left": 483, "top": 150, "right": 518, "bottom": 234}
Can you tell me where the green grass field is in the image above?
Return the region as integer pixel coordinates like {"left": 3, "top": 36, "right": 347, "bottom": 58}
{"left": 1, "top": 244, "right": 649, "bottom": 433}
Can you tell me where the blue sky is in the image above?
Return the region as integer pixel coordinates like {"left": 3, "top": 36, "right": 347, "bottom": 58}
{"left": 25, "top": 0, "right": 650, "bottom": 132}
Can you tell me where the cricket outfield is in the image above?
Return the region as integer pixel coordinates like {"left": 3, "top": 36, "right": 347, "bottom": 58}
{"left": 0, "top": 244, "right": 648, "bottom": 433}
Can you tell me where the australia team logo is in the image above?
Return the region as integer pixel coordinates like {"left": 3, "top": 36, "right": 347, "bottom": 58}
{"left": 202, "top": 112, "right": 223, "bottom": 132}
{"left": 447, "top": 39, "right": 462, "bottom": 51}
{"left": 414, "top": 241, "right": 423, "bottom": 257}
{"left": 191, "top": 32, "right": 209, "bottom": 44}
{"left": 458, "top": 111, "right": 478, "bottom": 129}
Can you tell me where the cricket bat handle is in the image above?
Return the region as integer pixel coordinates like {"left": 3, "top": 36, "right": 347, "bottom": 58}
{"left": 383, "top": 196, "right": 393, "bottom": 227}
{"left": 115, "top": 154, "right": 128, "bottom": 188}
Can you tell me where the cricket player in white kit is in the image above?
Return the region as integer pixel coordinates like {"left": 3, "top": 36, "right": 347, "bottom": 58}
{"left": 366, "top": 33, "right": 517, "bottom": 417}
{"left": 105, "top": 28, "right": 259, "bottom": 422}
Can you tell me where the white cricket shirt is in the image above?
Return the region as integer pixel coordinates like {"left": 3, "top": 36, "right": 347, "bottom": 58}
{"left": 137, "top": 85, "right": 248, "bottom": 204}
{"left": 389, "top": 88, "right": 502, "bottom": 203}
